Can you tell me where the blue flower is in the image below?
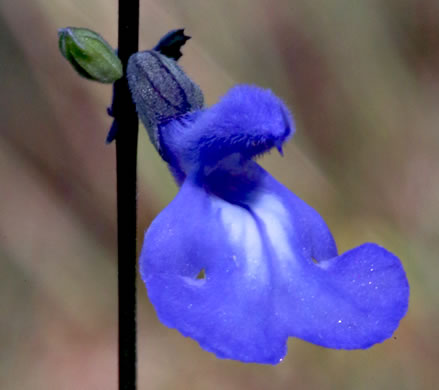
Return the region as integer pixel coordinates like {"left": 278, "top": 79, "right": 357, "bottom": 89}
{"left": 128, "top": 50, "right": 409, "bottom": 364}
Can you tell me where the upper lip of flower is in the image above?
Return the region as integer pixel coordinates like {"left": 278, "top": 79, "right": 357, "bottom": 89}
{"left": 157, "top": 84, "right": 295, "bottom": 182}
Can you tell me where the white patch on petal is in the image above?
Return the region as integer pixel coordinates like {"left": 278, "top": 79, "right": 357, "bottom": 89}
{"left": 211, "top": 197, "right": 266, "bottom": 279}
{"left": 252, "top": 194, "right": 296, "bottom": 269}
{"left": 210, "top": 193, "right": 296, "bottom": 279}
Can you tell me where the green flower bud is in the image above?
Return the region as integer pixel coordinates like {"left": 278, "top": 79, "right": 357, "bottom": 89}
{"left": 58, "top": 27, "right": 122, "bottom": 83}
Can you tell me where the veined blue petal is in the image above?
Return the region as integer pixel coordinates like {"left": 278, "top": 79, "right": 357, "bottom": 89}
{"left": 140, "top": 159, "right": 409, "bottom": 363}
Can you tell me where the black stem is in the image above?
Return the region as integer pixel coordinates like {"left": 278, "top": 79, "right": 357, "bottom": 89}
{"left": 114, "top": 1, "right": 139, "bottom": 389}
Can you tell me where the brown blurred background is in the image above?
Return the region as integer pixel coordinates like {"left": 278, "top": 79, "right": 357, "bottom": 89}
{"left": 0, "top": 0, "right": 438, "bottom": 389}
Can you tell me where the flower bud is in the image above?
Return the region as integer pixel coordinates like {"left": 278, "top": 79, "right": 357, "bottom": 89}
{"left": 58, "top": 27, "right": 122, "bottom": 83}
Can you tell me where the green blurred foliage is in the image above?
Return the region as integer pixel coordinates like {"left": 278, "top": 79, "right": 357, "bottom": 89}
{"left": 0, "top": 0, "right": 438, "bottom": 389}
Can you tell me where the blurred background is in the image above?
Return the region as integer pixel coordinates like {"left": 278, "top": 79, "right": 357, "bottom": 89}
{"left": 1, "top": 0, "right": 438, "bottom": 389}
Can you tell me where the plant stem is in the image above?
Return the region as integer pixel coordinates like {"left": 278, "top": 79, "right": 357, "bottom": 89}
{"left": 114, "top": 1, "right": 139, "bottom": 389}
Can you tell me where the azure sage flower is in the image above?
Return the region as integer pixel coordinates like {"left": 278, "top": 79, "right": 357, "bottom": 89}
{"left": 127, "top": 36, "right": 409, "bottom": 364}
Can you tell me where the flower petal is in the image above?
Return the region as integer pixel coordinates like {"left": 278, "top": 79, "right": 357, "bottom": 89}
{"left": 281, "top": 243, "right": 409, "bottom": 349}
{"left": 140, "top": 161, "right": 408, "bottom": 363}
{"left": 141, "top": 175, "right": 288, "bottom": 363}
{"left": 159, "top": 85, "right": 294, "bottom": 178}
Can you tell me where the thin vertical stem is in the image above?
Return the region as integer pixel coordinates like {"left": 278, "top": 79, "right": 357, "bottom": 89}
{"left": 114, "top": 1, "right": 139, "bottom": 389}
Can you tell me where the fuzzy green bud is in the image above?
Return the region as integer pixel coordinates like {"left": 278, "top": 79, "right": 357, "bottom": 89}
{"left": 58, "top": 27, "right": 122, "bottom": 83}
